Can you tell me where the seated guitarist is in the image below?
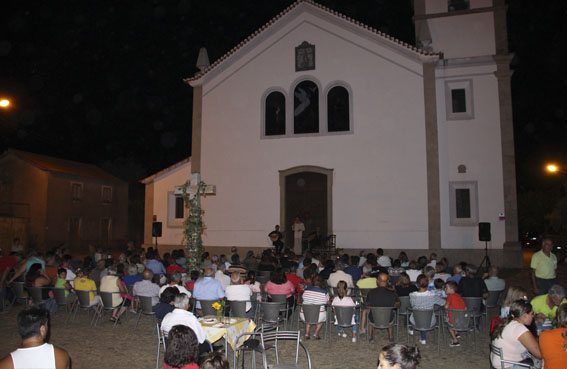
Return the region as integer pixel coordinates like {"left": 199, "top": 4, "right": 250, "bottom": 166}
{"left": 307, "top": 226, "right": 326, "bottom": 251}
{"left": 268, "top": 225, "right": 284, "bottom": 254}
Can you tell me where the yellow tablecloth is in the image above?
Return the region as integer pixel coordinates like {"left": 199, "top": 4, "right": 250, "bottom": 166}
{"left": 200, "top": 316, "right": 256, "bottom": 351}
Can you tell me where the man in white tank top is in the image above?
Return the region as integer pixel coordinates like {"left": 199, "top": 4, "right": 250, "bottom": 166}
{"left": 0, "top": 306, "right": 70, "bottom": 369}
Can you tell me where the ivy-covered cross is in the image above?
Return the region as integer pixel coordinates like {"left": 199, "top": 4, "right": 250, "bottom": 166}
{"left": 174, "top": 173, "right": 216, "bottom": 272}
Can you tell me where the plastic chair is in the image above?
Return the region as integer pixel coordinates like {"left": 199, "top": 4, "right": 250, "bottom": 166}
{"left": 26, "top": 286, "right": 49, "bottom": 305}
{"left": 407, "top": 308, "right": 440, "bottom": 354}
{"left": 397, "top": 296, "right": 411, "bottom": 328}
{"left": 490, "top": 344, "right": 534, "bottom": 369}
{"left": 270, "top": 294, "right": 291, "bottom": 328}
{"left": 8, "top": 281, "right": 28, "bottom": 309}
{"left": 228, "top": 300, "right": 250, "bottom": 318}
{"left": 297, "top": 304, "right": 327, "bottom": 340}
{"left": 462, "top": 297, "right": 484, "bottom": 331}
{"left": 135, "top": 295, "right": 156, "bottom": 328}
{"left": 333, "top": 305, "right": 358, "bottom": 343}
{"left": 233, "top": 328, "right": 276, "bottom": 369}
{"left": 198, "top": 299, "right": 221, "bottom": 317}
{"left": 156, "top": 321, "right": 166, "bottom": 369}
{"left": 485, "top": 290, "right": 502, "bottom": 328}
{"left": 94, "top": 291, "right": 125, "bottom": 328}
{"left": 260, "top": 302, "right": 285, "bottom": 331}
{"left": 72, "top": 290, "right": 100, "bottom": 326}
{"left": 260, "top": 330, "right": 312, "bottom": 369}
{"left": 367, "top": 307, "right": 397, "bottom": 342}
{"left": 53, "top": 288, "right": 74, "bottom": 323}
{"left": 444, "top": 308, "right": 476, "bottom": 351}
{"left": 257, "top": 271, "right": 271, "bottom": 285}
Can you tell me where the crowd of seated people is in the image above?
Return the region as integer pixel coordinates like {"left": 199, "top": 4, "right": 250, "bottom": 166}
{"left": 3, "top": 239, "right": 566, "bottom": 369}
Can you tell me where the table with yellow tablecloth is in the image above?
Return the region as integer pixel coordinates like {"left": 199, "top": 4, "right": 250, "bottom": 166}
{"left": 199, "top": 316, "right": 256, "bottom": 353}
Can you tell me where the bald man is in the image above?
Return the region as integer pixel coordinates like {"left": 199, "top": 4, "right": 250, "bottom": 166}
{"left": 364, "top": 273, "right": 400, "bottom": 343}
{"left": 133, "top": 269, "right": 160, "bottom": 306}
{"left": 193, "top": 268, "right": 225, "bottom": 310}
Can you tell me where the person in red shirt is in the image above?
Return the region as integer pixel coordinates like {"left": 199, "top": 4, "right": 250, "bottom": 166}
{"left": 285, "top": 264, "right": 303, "bottom": 290}
{"left": 0, "top": 250, "right": 19, "bottom": 311}
{"left": 184, "top": 270, "right": 200, "bottom": 292}
{"left": 166, "top": 263, "right": 184, "bottom": 275}
{"left": 444, "top": 280, "right": 467, "bottom": 347}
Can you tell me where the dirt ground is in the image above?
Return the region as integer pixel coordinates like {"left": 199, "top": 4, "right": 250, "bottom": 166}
{"left": 0, "top": 267, "right": 565, "bottom": 369}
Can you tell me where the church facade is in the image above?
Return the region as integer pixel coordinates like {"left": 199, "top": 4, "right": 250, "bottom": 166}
{"left": 181, "top": 0, "right": 520, "bottom": 266}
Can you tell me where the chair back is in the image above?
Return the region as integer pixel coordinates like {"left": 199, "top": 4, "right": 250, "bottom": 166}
{"left": 27, "top": 287, "right": 45, "bottom": 304}
{"left": 251, "top": 292, "right": 258, "bottom": 302}
{"left": 410, "top": 309, "right": 435, "bottom": 330}
{"left": 100, "top": 292, "right": 118, "bottom": 310}
{"left": 334, "top": 306, "right": 355, "bottom": 327}
{"left": 486, "top": 291, "right": 502, "bottom": 308}
{"left": 302, "top": 304, "right": 323, "bottom": 325}
{"left": 199, "top": 299, "right": 221, "bottom": 317}
{"left": 138, "top": 296, "right": 155, "bottom": 314}
{"left": 390, "top": 276, "right": 399, "bottom": 286}
{"left": 53, "top": 288, "right": 68, "bottom": 305}
{"left": 270, "top": 294, "right": 287, "bottom": 303}
{"left": 257, "top": 271, "right": 271, "bottom": 284}
{"left": 261, "top": 330, "right": 312, "bottom": 369}
{"left": 260, "top": 302, "right": 283, "bottom": 323}
{"left": 446, "top": 309, "right": 473, "bottom": 330}
{"left": 369, "top": 307, "right": 396, "bottom": 328}
{"left": 358, "top": 288, "right": 373, "bottom": 304}
{"left": 76, "top": 290, "right": 92, "bottom": 307}
{"left": 12, "top": 282, "right": 26, "bottom": 299}
{"left": 229, "top": 300, "right": 248, "bottom": 318}
{"left": 398, "top": 296, "right": 410, "bottom": 315}
{"left": 463, "top": 297, "right": 482, "bottom": 312}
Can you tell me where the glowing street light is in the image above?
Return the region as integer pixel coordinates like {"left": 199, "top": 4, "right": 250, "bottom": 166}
{"left": 0, "top": 99, "right": 10, "bottom": 108}
{"left": 546, "top": 164, "right": 559, "bottom": 173}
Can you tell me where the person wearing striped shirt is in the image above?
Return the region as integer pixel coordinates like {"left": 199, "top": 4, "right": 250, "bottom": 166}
{"left": 300, "top": 275, "right": 329, "bottom": 340}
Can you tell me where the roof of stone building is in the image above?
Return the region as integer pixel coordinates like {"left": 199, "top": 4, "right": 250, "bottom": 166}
{"left": 185, "top": 0, "right": 439, "bottom": 84}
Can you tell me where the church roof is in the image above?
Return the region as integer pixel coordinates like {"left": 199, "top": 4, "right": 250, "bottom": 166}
{"left": 140, "top": 157, "right": 191, "bottom": 184}
{"left": 185, "top": 0, "right": 440, "bottom": 84}
{"left": 1, "top": 149, "right": 125, "bottom": 183}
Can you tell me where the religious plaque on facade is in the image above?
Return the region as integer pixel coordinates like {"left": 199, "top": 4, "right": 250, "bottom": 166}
{"left": 295, "top": 41, "right": 315, "bottom": 71}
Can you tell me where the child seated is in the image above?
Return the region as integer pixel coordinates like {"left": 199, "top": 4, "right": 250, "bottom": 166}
{"left": 434, "top": 278, "right": 447, "bottom": 298}
{"left": 332, "top": 280, "right": 357, "bottom": 343}
{"left": 444, "top": 281, "right": 466, "bottom": 347}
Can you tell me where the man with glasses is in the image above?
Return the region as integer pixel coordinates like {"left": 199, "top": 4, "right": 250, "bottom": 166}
{"left": 531, "top": 238, "right": 558, "bottom": 295}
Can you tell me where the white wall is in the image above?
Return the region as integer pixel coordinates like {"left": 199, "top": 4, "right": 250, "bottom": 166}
{"left": 436, "top": 61, "right": 505, "bottom": 250}
{"left": 198, "top": 11, "right": 430, "bottom": 250}
{"left": 151, "top": 162, "right": 191, "bottom": 246}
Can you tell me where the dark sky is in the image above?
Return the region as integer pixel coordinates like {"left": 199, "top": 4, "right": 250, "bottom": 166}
{"left": 1, "top": 0, "right": 565, "bottom": 190}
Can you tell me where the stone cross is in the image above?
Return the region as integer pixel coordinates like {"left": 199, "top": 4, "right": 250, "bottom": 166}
{"left": 174, "top": 173, "right": 216, "bottom": 199}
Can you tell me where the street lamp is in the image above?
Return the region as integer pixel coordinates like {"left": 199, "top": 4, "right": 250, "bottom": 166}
{"left": 0, "top": 99, "right": 10, "bottom": 108}
{"left": 546, "top": 163, "right": 566, "bottom": 174}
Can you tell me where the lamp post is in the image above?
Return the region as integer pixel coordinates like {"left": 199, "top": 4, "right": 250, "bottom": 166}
{"left": 0, "top": 99, "right": 10, "bottom": 108}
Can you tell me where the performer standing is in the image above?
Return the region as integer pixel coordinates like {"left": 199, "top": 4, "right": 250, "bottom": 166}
{"left": 268, "top": 225, "right": 284, "bottom": 255}
{"left": 292, "top": 217, "right": 305, "bottom": 255}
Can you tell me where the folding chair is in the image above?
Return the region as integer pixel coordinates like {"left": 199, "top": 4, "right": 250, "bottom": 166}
{"left": 228, "top": 300, "right": 251, "bottom": 319}
{"left": 261, "top": 330, "right": 312, "bottom": 369}
{"left": 259, "top": 302, "right": 285, "bottom": 331}
{"left": 462, "top": 297, "right": 484, "bottom": 331}
{"left": 485, "top": 290, "right": 502, "bottom": 328}
{"left": 72, "top": 289, "right": 101, "bottom": 326}
{"left": 26, "top": 286, "right": 50, "bottom": 305}
{"left": 397, "top": 296, "right": 411, "bottom": 329}
{"left": 270, "top": 294, "right": 291, "bottom": 329}
{"left": 53, "top": 288, "right": 74, "bottom": 324}
{"left": 367, "top": 306, "right": 398, "bottom": 343}
{"left": 94, "top": 291, "right": 125, "bottom": 328}
{"left": 8, "top": 281, "right": 28, "bottom": 309}
{"left": 156, "top": 321, "right": 166, "bottom": 369}
{"left": 233, "top": 328, "right": 276, "bottom": 369}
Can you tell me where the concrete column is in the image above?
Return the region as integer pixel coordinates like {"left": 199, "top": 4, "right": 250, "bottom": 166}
{"left": 191, "top": 85, "right": 203, "bottom": 174}
{"left": 422, "top": 62, "right": 441, "bottom": 250}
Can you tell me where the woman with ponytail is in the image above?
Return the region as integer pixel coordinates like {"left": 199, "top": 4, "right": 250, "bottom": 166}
{"left": 539, "top": 303, "right": 567, "bottom": 369}
{"left": 377, "top": 343, "right": 420, "bottom": 369}
{"left": 490, "top": 300, "right": 541, "bottom": 368}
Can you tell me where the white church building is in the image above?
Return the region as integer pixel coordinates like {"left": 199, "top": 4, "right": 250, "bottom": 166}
{"left": 143, "top": 0, "right": 522, "bottom": 266}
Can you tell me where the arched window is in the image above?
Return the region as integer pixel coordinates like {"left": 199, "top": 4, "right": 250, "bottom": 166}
{"left": 327, "top": 86, "right": 349, "bottom": 132}
{"left": 294, "top": 80, "right": 319, "bottom": 134}
{"left": 265, "top": 91, "right": 286, "bottom": 136}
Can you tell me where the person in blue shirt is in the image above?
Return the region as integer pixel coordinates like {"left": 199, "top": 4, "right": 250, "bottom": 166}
{"left": 193, "top": 268, "right": 225, "bottom": 310}
{"left": 344, "top": 255, "right": 362, "bottom": 283}
{"left": 145, "top": 250, "right": 166, "bottom": 276}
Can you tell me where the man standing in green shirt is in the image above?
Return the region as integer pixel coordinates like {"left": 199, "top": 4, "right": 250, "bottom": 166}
{"left": 530, "top": 238, "right": 558, "bottom": 295}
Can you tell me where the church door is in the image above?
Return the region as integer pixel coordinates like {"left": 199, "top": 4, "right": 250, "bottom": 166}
{"left": 280, "top": 166, "right": 333, "bottom": 250}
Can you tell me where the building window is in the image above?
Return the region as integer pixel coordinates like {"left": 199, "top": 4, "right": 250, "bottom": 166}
{"left": 168, "top": 191, "right": 185, "bottom": 227}
{"left": 327, "top": 86, "right": 350, "bottom": 132}
{"left": 71, "top": 182, "right": 83, "bottom": 202}
{"left": 449, "top": 181, "right": 478, "bottom": 226}
{"left": 294, "top": 80, "right": 319, "bottom": 134}
{"left": 265, "top": 91, "right": 286, "bottom": 136}
{"left": 451, "top": 89, "right": 467, "bottom": 113}
{"left": 445, "top": 79, "right": 474, "bottom": 120}
{"left": 175, "top": 197, "right": 185, "bottom": 219}
{"left": 448, "top": 0, "right": 469, "bottom": 12}
{"left": 100, "top": 218, "right": 111, "bottom": 247}
{"left": 101, "top": 186, "right": 113, "bottom": 204}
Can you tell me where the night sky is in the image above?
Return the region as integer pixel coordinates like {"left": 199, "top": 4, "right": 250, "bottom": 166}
{"left": 1, "top": 1, "right": 566, "bottom": 231}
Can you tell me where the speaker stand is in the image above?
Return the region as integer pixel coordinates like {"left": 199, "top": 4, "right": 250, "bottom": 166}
{"left": 154, "top": 236, "right": 159, "bottom": 255}
{"left": 479, "top": 240, "right": 491, "bottom": 273}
